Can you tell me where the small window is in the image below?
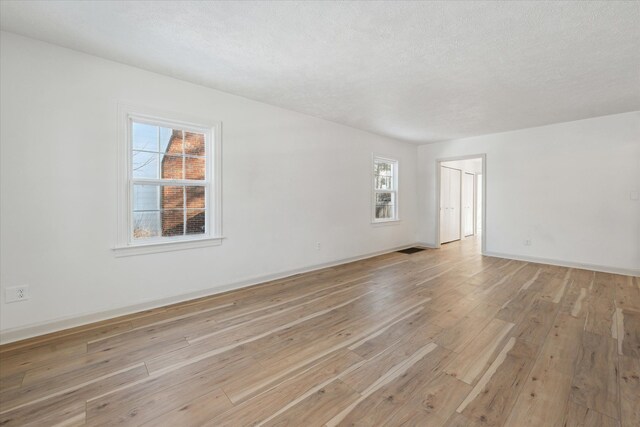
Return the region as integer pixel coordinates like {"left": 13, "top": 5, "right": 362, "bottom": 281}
{"left": 372, "top": 156, "right": 399, "bottom": 222}
{"left": 131, "top": 124, "right": 207, "bottom": 239}
{"left": 115, "top": 105, "right": 222, "bottom": 256}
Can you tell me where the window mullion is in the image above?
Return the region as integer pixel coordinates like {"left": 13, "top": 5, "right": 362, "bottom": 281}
{"left": 131, "top": 178, "right": 207, "bottom": 186}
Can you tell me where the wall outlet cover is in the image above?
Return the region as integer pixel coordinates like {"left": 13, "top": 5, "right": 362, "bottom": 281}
{"left": 5, "top": 286, "right": 29, "bottom": 303}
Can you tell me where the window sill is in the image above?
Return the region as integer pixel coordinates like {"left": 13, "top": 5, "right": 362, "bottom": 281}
{"left": 371, "top": 219, "right": 401, "bottom": 227}
{"left": 113, "top": 236, "right": 225, "bottom": 257}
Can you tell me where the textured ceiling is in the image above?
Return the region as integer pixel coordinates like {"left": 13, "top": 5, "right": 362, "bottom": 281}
{"left": 1, "top": 1, "right": 639, "bottom": 143}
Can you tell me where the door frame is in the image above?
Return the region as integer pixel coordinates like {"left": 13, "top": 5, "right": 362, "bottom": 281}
{"left": 435, "top": 154, "right": 486, "bottom": 254}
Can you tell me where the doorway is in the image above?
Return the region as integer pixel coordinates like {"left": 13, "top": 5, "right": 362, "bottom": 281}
{"left": 436, "top": 155, "right": 485, "bottom": 253}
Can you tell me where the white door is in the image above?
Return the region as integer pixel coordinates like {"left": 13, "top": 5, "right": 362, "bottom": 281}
{"left": 441, "top": 166, "right": 462, "bottom": 244}
{"left": 449, "top": 168, "right": 461, "bottom": 242}
{"left": 440, "top": 166, "right": 449, "bottom": 244}
{"left": 463, "top": 172, "right": 474, "bottom": 237}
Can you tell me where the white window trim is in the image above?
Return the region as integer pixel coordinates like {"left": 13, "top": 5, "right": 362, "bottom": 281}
{"left": 371, "top": 155, "right": 400, "bottom": 224}
{"left": 114, "top": 103, "right": 223, "bottom": 257}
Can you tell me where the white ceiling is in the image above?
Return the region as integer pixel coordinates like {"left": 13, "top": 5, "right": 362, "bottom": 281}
{"left": 1, "top": 1, "right": 639, "bottom": 143}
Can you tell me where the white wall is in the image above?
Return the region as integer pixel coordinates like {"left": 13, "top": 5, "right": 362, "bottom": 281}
{"left": 0, "top": 33, "right": 419, "bottom": 341}
{"left": 418, "top": 112, "right": 640, "bottom": 274}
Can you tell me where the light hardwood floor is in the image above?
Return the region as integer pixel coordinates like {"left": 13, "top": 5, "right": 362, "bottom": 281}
{"left": 1, "top": 238, "right": 638, "bottom": 426}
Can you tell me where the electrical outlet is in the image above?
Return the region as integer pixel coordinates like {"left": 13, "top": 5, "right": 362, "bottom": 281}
{"left": 524, "top": 239, "right": 531, "bottom": 246}
{"left": 316, "top": 242, "right": 321, "bottom": 250}
{"left": 5, "top": 286, "right": 29, "bottom": 303}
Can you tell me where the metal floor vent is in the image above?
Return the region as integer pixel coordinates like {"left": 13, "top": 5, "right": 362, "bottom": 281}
{"left": 396, "top": 247, "right": 426, "bottom": 255}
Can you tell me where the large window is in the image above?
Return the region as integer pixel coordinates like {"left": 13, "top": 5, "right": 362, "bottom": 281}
{"left": 115, "top": 105, "right": 222, "bottom": 255}
{"left": 373, "top": 156, "right": 399, "bottom": 222}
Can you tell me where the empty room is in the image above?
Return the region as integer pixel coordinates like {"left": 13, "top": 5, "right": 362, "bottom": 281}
{"left": 1, "top": 1, "right": 639, "bottom": 426}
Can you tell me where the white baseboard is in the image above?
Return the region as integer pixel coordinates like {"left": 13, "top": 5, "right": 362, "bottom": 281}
{"left": 0, "top": 242, "right": 418, "bottom": 345}
{"left": 483, "top": 251, "right": 640, "bottom": 277}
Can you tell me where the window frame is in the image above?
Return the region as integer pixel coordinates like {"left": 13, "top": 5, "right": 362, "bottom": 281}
{"left": 372, "top": 155, "right": 400, "bottom": 224}
{"left": 114, "top": 104, "right": 223, "bottom": 256}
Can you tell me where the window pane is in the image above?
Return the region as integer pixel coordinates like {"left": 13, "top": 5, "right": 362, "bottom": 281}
{"left": 132, "top": 151, "right": 159, "bottom": 178}
{"left": 184, "top": 131, "right": 205, "bottom": 156}
{"left": 160, "top": 154, "right": 184, "bottom": 179}
{"left": 375, "top": 192, "right": 395, "bottom": 204}
{"left": 374, "top": 161, "right": 393, "bottom": 177}
{"left": 375, "top": 204, "right": 395, "bottom": 219}
{"left": 133, "top": 211, "right": 161, "bottom": 239}
{"left": 133, "top": 185, "right": 159, "bottom": 211}
{"left": 160, "top": 127, "right": 180, "bottom": 154}
{"left": 186, "top": 209, "right": 206, "bottom": 235}
{"left": 162, "top": 210, "right": 184, "bottom": 236}
{"left": 161, "top": 186, "right": 184, "bottom": 209}
{"left": 375, "top": 192, "right": 396, "bottom": 219}
{"left": 186, "top": 186, "right": 205, "bottom": 208}
{"left": 132, "top": 122, "right": 159, "bottom": 152}
{"left": 375, "top": 175, "right": 393, "bottom": 190}
{"left": 185, "top": 156, "right": 206, "bottom": 180}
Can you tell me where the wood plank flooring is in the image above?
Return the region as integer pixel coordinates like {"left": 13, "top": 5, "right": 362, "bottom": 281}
{"left": 1, "top": 237, "right": 638, "bottom": 426}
